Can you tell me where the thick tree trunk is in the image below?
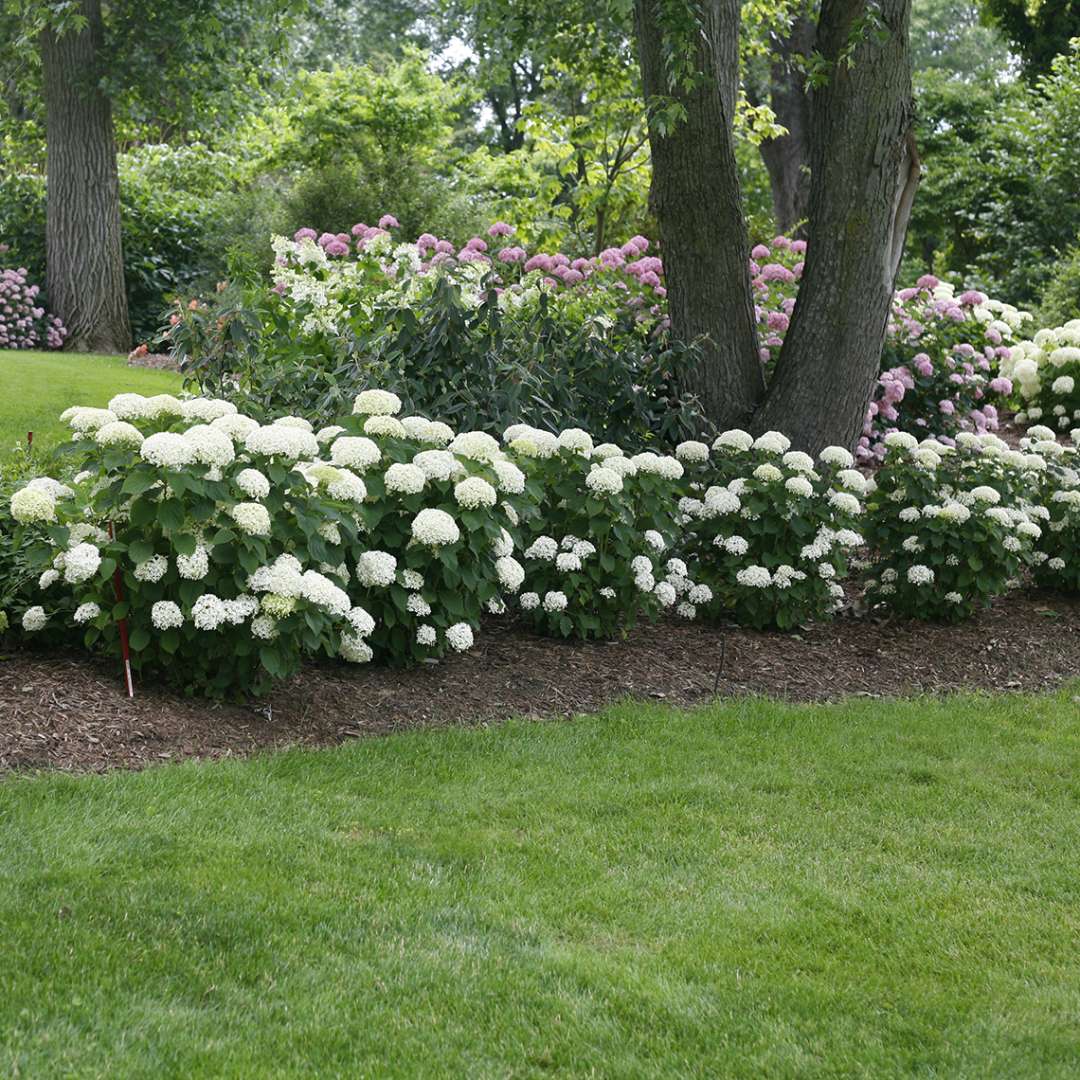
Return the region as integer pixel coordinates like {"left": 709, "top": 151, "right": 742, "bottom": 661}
{"left": 41, "top": 0, "right": 130, "bottom": 353}
{"left": 753, "top": 0, "right": 918, "bottom": 453}
{"left": 634, "top": 0, "right": 763, "bottom": 429}
{"left": 758, "top": 14, "right": 815, "bottom": 236}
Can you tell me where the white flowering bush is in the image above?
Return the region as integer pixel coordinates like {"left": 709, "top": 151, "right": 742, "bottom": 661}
{"left": 502, "top": 425, "right": 688, "bottom": 638}
{"left": 1002, "top": 319, "right": 1080, "bottom": 432}
{"left": 329, "top": 395, "right": 533, "bottom": 663}
{"left": 863, "top": 431, "right": 1045, "bottom": 621}
{"left": 1020, "top": 427, "right": 1080, "bottom": 592}
{"left": 9, "top": 394, "right": 374, "bottom": 696}
{"left": 676, "top": 431, "right": 864, "bottom": 629}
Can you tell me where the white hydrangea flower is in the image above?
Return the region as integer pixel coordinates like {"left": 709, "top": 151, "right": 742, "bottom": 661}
{"left": 251, "top": 615, "right": 278, "bottom": 640}
{"left": 424, "top": 421, "right": 455, "bottom": 446}
{"left": 210, "top": 413, "right": 261, "bottom": 441}
{"left": 525, "top": 536, "right": 559, "bottom": 561}
{"left": 95, "top": 421, "right": 144, "bottom": 448}
{"left": 236, "top": 468, "right": 271, "bottom": 500}
{"left": 364, "top": 415, "right": 407, "bottom": 438}
{"left": 454, "top": 476, "right": 498, "bottom": 508}
{"left": 192, "top": 594, "right": 227, "bottom": 630}
{"left": 829, "top": 491, "right": 862, "bottom": 515}
{"left": 496, "top": 556, "right": 525, "bottom": 592}
{"left": 412, "top": 449, "right": 460, "bottom": 481}
{"left": 299, "top": 570, "right": 350, "bottom": 616}
{"left": 316, "top": 425, "right": 346, "bottom": 444}
{"left": 356, "top": 550, "right": 398, "bottom": 587}
{"left": 406, "top": 593, "right": 432, "bottom": 617}
{"left": 883, "top": 431, "right": 919, "bottom": 451}
{"left": 352, "top": 389, "right": 402, "bottom": 416}
{"left": 654, "top": 581, "right": 677, "bottom": 606}
{"left": 906, "top": 564, "right": 934, "bottom": 586}
{"left": 723, "top": 535, "right": 749, "bottom": 555}
{"left": 753, "top": 431, "right": 791, "bottom": 454}
{"left": 688, "top": 584, "right": 712, "bottom": 604}
{"left": 151, "top": 601, "right": 184, "bottom": 630}
{"left": 676, "top": 440, "right": 709, "bottom": 463}
{"left": 736, "top": 566, "right": 772, "bottom": 587}
{"left": 446, "top": 622, "right": 475, "bottom": 651}
{"left": 631, "top": 452, "right": 684, "bottom": 479}
{"left": 177, "top": 545, "right": 210, "bottom": 581}
{"left": 384, "top": 462, "right": 427, "bottom": 495}
{"left": 592, "top": 443, "right": 624, "bottom": 460}
{"left": 134, "top": 554, "right": 168, "bottom": 583}
{"left": 38, "top": 568, "right": 60, "bottom": 589}
{"left": 558, "top": 428, "right": 594, "bottom": 455}
{"left": 519, "top": 591, "right": 540, "bottom": 610}
{"left": 542, "top": 591, "right": 568, "bottom": 612}
{"left": 340, "top": 634, "right": 374, "bottom": 663}
{"left": 713, "top": 429, "right": 753, "bottom": 452}
{"left": 754, "top": 463, "right": 783, "bottom": 483}
{"left": 416, "top": 624, "right": 437, "bottom": 646}
{"left": 819, "top": 446, "right": 855, "bottom": 468}
{"left": 556, "top": 552, "right": 582, "bottom": 573}
{"left": 63, "top": 406, "right": 118, "bottom": 433}
{"left": 602, "top": 455, "right": 638, "bottom": 478}
{"left": 411, "top": 508, "right": 460, "bottom": 547}
{"left": 449, "top": 430, "right": 501, "bottom": 462}
{"left": 784, "top": 475, "right": 813, "bottom": 498}
{"left": 782, "top": 450, "right": 816, "bottom": 473}
{"left": 585, "top": 466, "right": 624, "bottom": 495}
{"left": 22, "top": 606, "right": 47, "bottom": 631}
{"left": 676, "top": 601, "right": 696, "bottom": 620}
{"left": 327, "top": 468, "right": 367, "bottom": 503}
{"left": 73, "top": 602, "right": 100, "bottom": 624}
{"left": 401, "top": 569, "right": 425, "bottom": 591}
{"left": 230, "top": 502, "right": 272, "bottom": 537}
{"left": 330, "top": 436, "right": 381, "bottom": 471}
{"left": 480, "top": 461, "right": 524, "bottom": 498}
{"left": 141, "top": 432, "right": 196, "bottom": 469}
{"left": 64, "top": 543, "right": 101, "bottom": 585}
{"left": 492, "top": 528, "right": 514, "bottom": 559}
{"left": 644, "top": 530, "right": 665, "bottom": 552}
{"left": 11, "top": 487, "right": 57, "bottom": 524}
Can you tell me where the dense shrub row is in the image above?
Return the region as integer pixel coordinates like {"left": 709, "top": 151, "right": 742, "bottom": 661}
{"left": 6, "top": 386, "right": 1079, "bottom": 698}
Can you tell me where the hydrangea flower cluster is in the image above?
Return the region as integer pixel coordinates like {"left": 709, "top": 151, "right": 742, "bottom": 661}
{"left": 863, "top": 431, "right": 1046, "bottom": 620}
{"left": 676, "top": 431, "right": 864, "bottom": 629}
{"left": 1001, "top": 319, "right": 1080, "bottom": 432}
{"left": 0, "top": 266, "right": 67, "bottom": 350}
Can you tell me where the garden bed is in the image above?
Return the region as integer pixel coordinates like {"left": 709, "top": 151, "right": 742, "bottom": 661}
{"left": 3, "top": 588, "right": 1077, "bottom": 774}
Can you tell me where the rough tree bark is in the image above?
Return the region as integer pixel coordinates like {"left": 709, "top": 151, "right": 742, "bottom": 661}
{"left": 40, "top": 0, "right": 130, "bottom": 353}
{"left": 753, "top": 0, "right": 918, "bottom": 452}
{"left": 634, "top": 0, "right": 763, "bottom": 429}
{"left": 757, "top": 13, "right": 815, "bottom": 236}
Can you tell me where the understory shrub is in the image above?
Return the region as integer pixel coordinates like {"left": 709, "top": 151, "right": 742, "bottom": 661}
{"left": 1025, "top": 425, "right": 1080, "bottom": 592}
{"left": 676, "top": 431, "right": 865, "bottom": 629}
{"left": 863, "top": 431, "right": 1045, "bottom": 621}
{"left": 0, "top": 265, "right": 66, "bottom": 349}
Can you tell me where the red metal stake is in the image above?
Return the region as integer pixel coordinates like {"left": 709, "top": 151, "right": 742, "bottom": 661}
{"left": 108, "top": 522, "right": 135, "bottom": 698}
{"left": 27, "top": 430, "right": 33, "bottom": 449}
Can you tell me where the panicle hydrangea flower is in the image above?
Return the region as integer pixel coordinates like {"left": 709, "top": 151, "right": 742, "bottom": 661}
{"left": 356, "top": 550, "right": 398, "bottom": 587}
{"left": 151, "top": 601, "right": 184, "bottom": 630}
{"left": 411, "top": 508, "right": 460, "bottom": 547}
{"left": 352, "top": 389, "right": 402, "bottom": 416}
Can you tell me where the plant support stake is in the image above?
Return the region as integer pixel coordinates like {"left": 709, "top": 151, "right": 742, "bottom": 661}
{"left": 108, "top": 522, "right": 134, "bottom": 698}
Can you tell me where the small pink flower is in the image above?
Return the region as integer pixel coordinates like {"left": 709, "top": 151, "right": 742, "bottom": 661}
{"left": 378, "top": 214, "right": 400, "bottom": 229}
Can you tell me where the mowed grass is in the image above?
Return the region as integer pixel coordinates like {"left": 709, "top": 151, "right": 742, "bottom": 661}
{"left": 2, "top": 693, "right": 1080, "bottom": 1078}
{"left": 0, "top": 350, "right": 182, "bottom": 455}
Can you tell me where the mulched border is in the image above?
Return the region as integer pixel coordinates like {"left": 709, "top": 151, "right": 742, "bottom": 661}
{"left": 2, "top": 589, "right": 1077, "bottom": 774}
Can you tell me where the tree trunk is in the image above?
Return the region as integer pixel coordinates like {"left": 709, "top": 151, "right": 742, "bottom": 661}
{"left": 758, "top": 14, "right": 815, "bottom": 236}
{"left": 41, "top": 0, "right": 130, "bottom": 353}
{"left": 753, "top": 0, "right": 918, "bottom": 453}
{"left": 634, "top": 0, "right": 763, "bottom": 429}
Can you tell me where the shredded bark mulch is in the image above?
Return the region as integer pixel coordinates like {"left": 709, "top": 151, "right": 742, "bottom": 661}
{"left": 127, "top": 351, "right": 181, "bottom": 371}
{"left": 2, "top": 590, "right": 1078, "bottom": 774}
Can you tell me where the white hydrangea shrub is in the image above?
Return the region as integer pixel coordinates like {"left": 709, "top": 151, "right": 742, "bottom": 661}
{"left": 676, "top": 432, "right": 863, "bottom": 629}
{"left": 864, "top": 432, "right": 1043, "bottom": 621}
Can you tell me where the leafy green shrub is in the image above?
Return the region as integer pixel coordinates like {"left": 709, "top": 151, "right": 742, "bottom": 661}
{"left": 863, "top": 431, "right": 1044, "bottom": 621}
{"left": 676, "top": 431, "right": 865, "bottom": 629}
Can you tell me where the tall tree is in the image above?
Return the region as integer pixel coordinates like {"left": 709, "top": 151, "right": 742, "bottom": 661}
{"left": 754, "top": 0, "right": 919, "bottom": 450}
{"left": 979, "top": 0, "right": 1079, "bottom": 77}
{"left": 633, "top": 0, "right": 763, "bottom": 427}
{"left": 39, "top": 0, "right": 128, "bottom": 352}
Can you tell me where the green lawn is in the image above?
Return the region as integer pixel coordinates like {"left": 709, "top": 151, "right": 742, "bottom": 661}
{"left": 2, "top": 693, "right": 1079, "bottom": 1077}
{"left": 0, "top": 350, "right": 182, "bottom": 455}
